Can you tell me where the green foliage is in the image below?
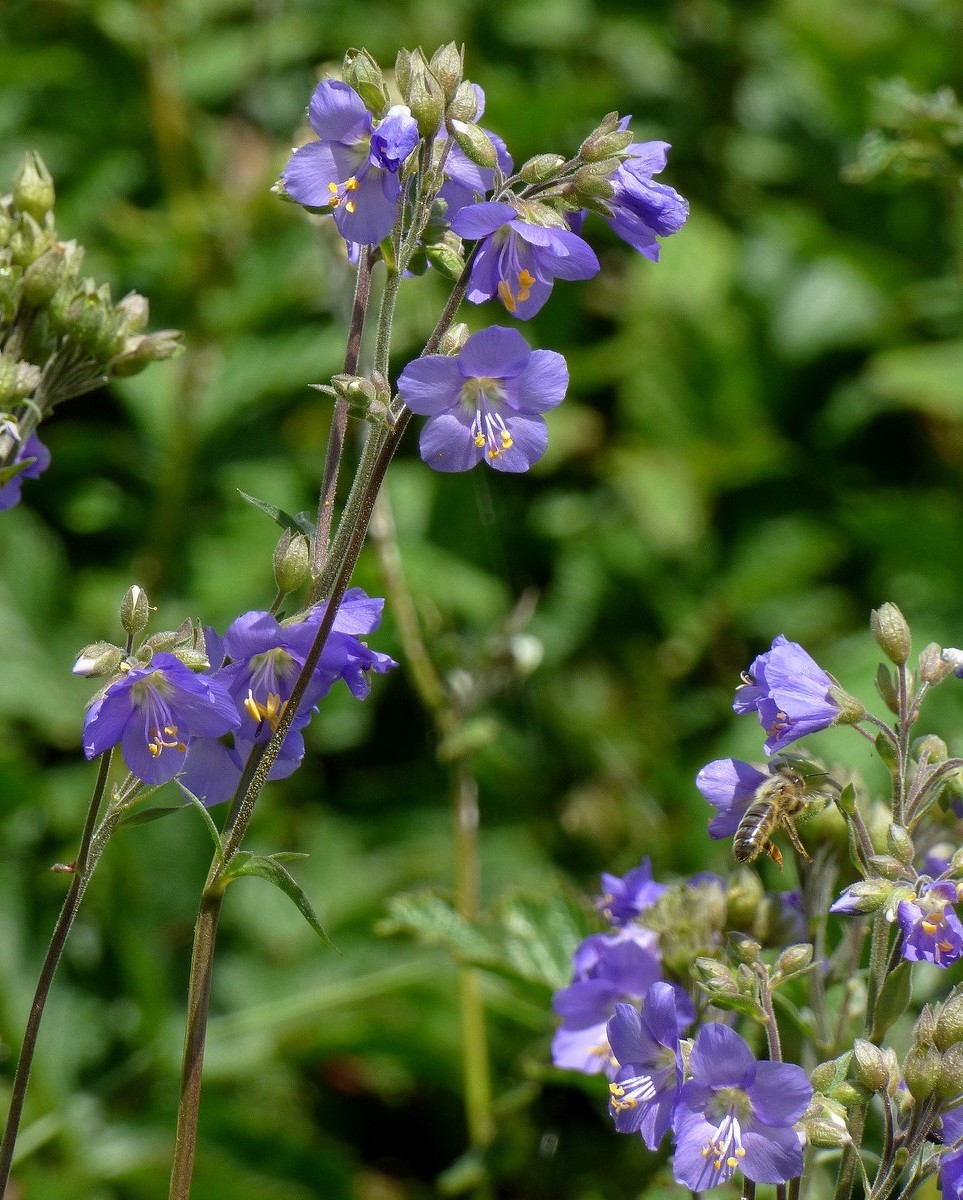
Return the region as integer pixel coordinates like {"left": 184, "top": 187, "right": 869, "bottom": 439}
{"left": 3, "top": 0, "right": 963, "bottom": 1196}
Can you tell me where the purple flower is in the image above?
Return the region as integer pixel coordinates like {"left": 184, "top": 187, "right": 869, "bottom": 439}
{"left": 0, "top": 431, "right": 50, "bottom": 511}
{"left": 602, "top": 139, "right": 689, "bottom": 261}
{"left": 180, "top": 588, "right": 396, "bottom": 804}
{"left": 672, "top": 1024, "right": 811, "bottom": 1190}
{"left": 734, "top": 635, "right": 840, "bottom": 754}
{"left": 607, "top": 983, "right": 691, "bottom": 1149}
{"left": 941, "top": 1107, "right": 963, "bottom": 1199}
{"left": 597, "top": 858, "right": 667, "bottom": 926}
{"left": 398, "top": 325, "right": 568, "bottom": 473}
{"left": 696, "top": 757, "right": 770, "bottom": 840}
{"left": 82, "top": 653, "right": 240, "bottom": 784}
{"left": 281, "top": 81, "right": 419, "bottom": 246}
{"left": 897, "top": 880, "right": 963, "bottom": 968}
{"left": 552, "top": 926, "right": 663, "bottom": 1077}
{"left": 450, "top": 201, "right": 599, "bottom": 318}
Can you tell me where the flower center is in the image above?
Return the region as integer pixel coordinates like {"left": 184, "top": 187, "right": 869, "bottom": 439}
{"left": 701, "top": 1091, "right": 750, "bottom": 1176}
{"left": 148, "top": 725, "right": 186, "bottom": 758}
{"left": 497, "top": 268, "right": 536, "bottom": 314}
{"left": 327, "top": 175, "right": 360, "bottom": 214}
{"left": 244, "top": 689, "right": 288, "bottom": 732}
{"left": 459, "top": 377, "right": 514, "bottom": 460}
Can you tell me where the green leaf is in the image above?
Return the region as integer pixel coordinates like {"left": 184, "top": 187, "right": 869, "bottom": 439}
{"left": 176, "top": 782, "right": 225, "bottom": 866}
{"left": 223, "top": 852, "right": 334, "bottom": 948}
{"left": 236, "top": 489, "right": 313, "bottom": 536}
{"left": 116, "top": 804, "right": 184, "bottom": 828}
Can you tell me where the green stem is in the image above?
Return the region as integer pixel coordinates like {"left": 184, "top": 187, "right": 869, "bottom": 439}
{"left": 0, "top": 751, "right": 113, "bottom": 1192}
{"left": 834, "top": 1104, "right": 867, "bottom": 1200}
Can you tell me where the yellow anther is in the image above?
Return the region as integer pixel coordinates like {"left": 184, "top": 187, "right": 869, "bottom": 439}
{"left": 327, "top": 182, "right": 338, "bottom": 194}
{"left": 736, "top": 1148, "right": 746, "bottom": 1158}
{"left": 922, "top": 918, "right": 940, "bottom": 935}
{"left": 345, "top": 200, "right": 356, "bottom": 213}
{"left": 497, "top": 279, "right": 517, "bottom": 312}
{"left": 245, "top": 690, "right": 287, "bottom": 733}
{"left": 500, "top": 429, "right": 513, "bottom": 449}
{"left": 727, "top": 1157, "right": 738, "bottom": 1168}
{"left": 344, "top": 177, "right": 359, "bottom": 191}
{"left": 474, "top": 432, "right": 486, "bottom": 447}
{"left": 609, "top": 1083, "right": 624, "bottom": 1098}
{"left": 519, "top": 268, "right": 535, "bottom": 288}
{"left": 487, "top": 447, "right": 500, "bottom": 459}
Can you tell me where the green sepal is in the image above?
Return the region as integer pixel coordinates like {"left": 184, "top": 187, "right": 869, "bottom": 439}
{"left": 222, "top": 851, "right": 334, "bottom": 948}
{"left": 237, "top": 489, "right": 314, "bottom": 536}
{"left": 116, "top": 804, "right": 185, "bottom": 828}
{"left": 0, "top": 456, "right": 36, "bottom": 487}
{"left": 874, "top": 729, "right": 899, "bottom": 772}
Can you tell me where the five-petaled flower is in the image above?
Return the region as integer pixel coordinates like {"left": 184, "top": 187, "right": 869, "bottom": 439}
{"left": 0, "top": 431, "right": 50, "bottom": 512}
{"left": 398, "top": 325, "right": 568, "bottom": 472}
{"left": 596, "top": 857, "right": 667, "bottom": 926}
{"left": 450, "top": 201, "right": 599, "bottom": 318}
{"left": 671, "top": 1023, "right": 811, "bottom": 1191}
{"left": 82, "top": 653, "right": 240, "bottom": 785}
{"left": 607, "top": 983, "right": 691, "bottom": 1150}
{"left": 896, "top": 879, "right": 963, "bottom": 968}
{"left": 281, "top": 81, "right": 419, "bottom": 246}
{"left": 734, "top": 634, "right": 840, "bottom": 754}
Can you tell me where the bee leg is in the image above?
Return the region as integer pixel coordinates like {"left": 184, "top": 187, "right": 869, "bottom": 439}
{"left": 766, "top": 842, "right": 784, "bottom": 869}
{"left": 784, "top": 820, "right": 812, "bottom": 863}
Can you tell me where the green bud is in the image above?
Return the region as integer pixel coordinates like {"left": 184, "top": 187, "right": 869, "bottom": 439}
{"left": 13, "top": 151, "right": 55, "bottom": 221}
{"left": 804, "top": 1117, "right": 852, "bottom": 1149}
{"left": 904, "top": 1044, "right": 942, "bottom": 1101}
{"left": 913, "top": 1004, "right": 937, "bottom": 1049}
{"left": 811, "top": 1053, "right": 852, "bottom": 1094}
{"left": 726, "top": 868, "right": 764, "bottom": 930}
{"left": 115, "top": 290, "right": 149, "bottom": 334}
{"left": 867, "top": 854, "right": 913, "bottom": 882}
{"left": 342, "top": 47, "right": 390, "bottom": 115}
{"left": 833, "top": 878, "right": 897, "bottom": 914}
{"left": 851, "top": 1038, "right": 889, "bottom": 1092}
{"left": 425, "top": 238, "right": 465, "bottom": 281}
{"left": 407, "top": 66, "right": 444, "bottom": 139}
{"left": 448, "top": 119, "right": 497, "bottom": 169}
{"left": 120, "top": 584, "right": 151, "bottom": 638}
{"left": 914, "top": 733, "right": 949, "bottom": 764}
{"left": 874, "top": 728, "right": 899, "bottom": 772}
{"left": 693, "top": 956, "right": 740, "bottom": 998}
{"left": 578, "top": 112, "right": 625, "bottom": 161}
{"left": 446, "top": 80, "right": 478, "bottom": 123}
{"left": 831, "top": 1081, "right": 870, "bottom": 1108}
{"left": 519, "top": 154, "right": 567, "bottom": 185}
{"left": 727, "top": 933, "right": 761, "bottom": 966}
{"left": 10, "top": 212, "right": 48, "bottom": 267}
{"left": 936, "top": 994, "right": 963, "bottom": 1052}
{"left": 0, "top": 203, "right": 14, "bottom": 247}
{"left": 110, "top": 329, "right": 184, "bottom": 376}
{"left": 937, "top": 1043, "right": 963, "bottom": 1100}
{"left": 273, "top": 529, "right": 312, "bottom": 594}
{"left": 875, "top": 663, "right": 899, "bottom": 714}
{"left": 72, "top": 641, "right": 124, "bottom": 678}
{"left": 22, "top": 243, "right": 68, "bottom": 307}
{"left": 572, "top": 164, "right": 617, "bottom": 202}
{"left": 429, "top": 42, "right": 463, "bottom": 103}
{"left": 871, "top": 602, "right": 912, "bottom": 665}
{"left": 886, "top": 824, "right": 914, "bottom": 866}
{"left": 920, "top": 641, "right": 952, "bottom": 685}
{"left": 438, "top": 323, "right": 470, "bottom": 356}
{"left": 405, "top": 247, "right": 429, "bottom": 276}
{"left": 173, "top": 647, "right": 211, "bottom": 671}
{"left": 773, "top": 943, "right": 814, "bottom": 980}
{"left": 0, "top": 356, "right": 41, "bottom": 406}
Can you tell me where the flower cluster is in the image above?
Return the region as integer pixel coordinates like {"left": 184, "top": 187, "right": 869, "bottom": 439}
{"left": 80, "top": 588, "right": 396, "bottom": 799}
{"left": 277, "top": 50, "right": 688, "bottom": 476}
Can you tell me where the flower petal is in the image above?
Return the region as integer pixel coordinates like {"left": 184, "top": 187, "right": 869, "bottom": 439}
{"left": 451, "top": 201, "right": 516, "bottom": 238}
{"left": 488, "top": 412, "right": 547, "bottom": 472}
{"left": 749, "top": 1061, "right": 813, "bottom": 1126}
{"left": 689, "top": 1023, "right": 756, "bottom": 1088}
{"left": 741, "top": 1123, "right": 804, "bottom": 1185}
{"left": 307, "top": 80, "right": 371, "bottom": 143}
{"left": 398, "top": 356, "right": 465, "bottom": 414}
{"left": 510, "top": 349, "right": 568, "bottom": 412}
{"left": 457, "top": 326, "right": 531, "bottom": 379}
{"left": 419, "top": 412, "right": 484, "bottom": 472}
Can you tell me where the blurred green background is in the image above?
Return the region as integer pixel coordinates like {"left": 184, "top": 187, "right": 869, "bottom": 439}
{"left": 2, "top": 0, "right": 963, "bottom": 1196}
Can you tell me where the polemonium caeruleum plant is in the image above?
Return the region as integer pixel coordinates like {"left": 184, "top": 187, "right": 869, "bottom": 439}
{"left": 0, "top": 43, "right": 688, "bottom": 1199}
{"left": 553, "top": 601, "right": 963, "bottom": 1198}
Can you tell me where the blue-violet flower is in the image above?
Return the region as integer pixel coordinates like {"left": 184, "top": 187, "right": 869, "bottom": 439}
{"left": 597, "top": 857, "right": 667, "bottom": 926}
{"left": 734, "top": 634, "right": 840, "bottom": 754}
{"left": 281, "top": 81, "right": 419, "bottom": 246}
{"left": 450, "top": 201, "right": 599, "bottom": 318}
{"left": 602, "top": 138, "right": 689, "bottom": 260}
{"left": 897, "top": 879, "right": 963, "bottom": 968}
{"left": 0, "top": 431, "right": 50, "bottom": 511}
{"left": 671, "top": 1023, "right": 811, "bottom": 1190}
{"left": 398, "top": 325, "right": 568, "bottom": 472}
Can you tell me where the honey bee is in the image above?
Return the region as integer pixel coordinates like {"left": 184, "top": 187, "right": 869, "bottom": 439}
{"left": 733, "top": 762, "right": 826, "bottom": 869}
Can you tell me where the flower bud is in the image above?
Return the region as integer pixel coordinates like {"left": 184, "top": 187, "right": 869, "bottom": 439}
{"left": 394, "top": 48, "right": 414, "bottom": 97}
{"left": 727, "top": 933, "right": 761, "bottom": 966}
{"left": 936, "top": 995, "right": 963, "bottom": 1052}
{"left": 693, "top": 956, "right": 740, "bottom": 999}
{"left": 425, "top": 238, "right": 466, "bottom": 281}
{"left": 22, "top": 244, "right": 68, "bottom": 307}
{"left": 886, "top": 824, "right": 914, "bottom": 866}
{"left": 811, "top": 1054, "right": 851, "bottom": 1093}
{"left": 875, "top": 663, "right": 899, "bottom": 714}
{"left": 726, "top": 868, "right": 764, "bottom": 930}
{"left": 407, "top": 66, "right": 445, "bottom": 139}
{"left": 120, "top": 584, "right": 151, "bottom": 638}
{"left": 438, "top": 323, "right": 470, "bottom": 356}
{"left": 0, "top": 356, "right": 41, "bottom": 406}
{"left": 446, "top": 80, "right": 479, "bottom": 123}
{"left": 13, "top": 151, "right": 55, "bottom": 221}
{"left": 342, "top": 47, "right": 390, "bottom": 115}
{"left": 904, "top": 1044, "right": 942, "bottom": 1101}
{"left": 273, "top": 529, "right": 312, "bottom": 594}
{"left": 110, "top": 329, "right": 184, "bottom": 376}
{"left": 519, "top": 154, "right": 567, "bottom": 185}
{"left": 10, "top": 212, "right": 48, "bottom": 267}
{"left": 866, "top": 855, "right": 911, "bottom": 882}
{"left": 578, "top": 113, "right": 624, "bottom": 161}
{"left": 114, "top": 290, "right": 149, "bottom": 334}
{"left": 572, "top": 164, "right": 617, "bottom": 202}
{"left": 774, "top": 943, "right": 814, "bottom": 979}
{"left": 914, "top": 733, "right": 948, "bottom": 764}
{"left": 871, "top": 602, "right": 912, "bottom": 665}
{"left": 448, "top": 119, "right": 498, "bottom": 169}
{"left": 937, "top": 1043, "right": 963, "bottom": 1100}
{"left": 172, "top": 647, "right": 211, "bottom": 671}
{"left": 804, "top": 1116, "right": 852, "bottom": 1148}
{"left": 72, "top": 641, "right": 124, "bottom": 678}
{"left": 921, "top": 642, "right": 954, "bottom": 684}
{"left": 429, "top": 42, "right": 463, "bottom": 102}
{"left": 830, "top": 1081, "right": 870, "bottom": 1109}
{"left": 851, "top": 1039, "right": 889, "bottom": 1092}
